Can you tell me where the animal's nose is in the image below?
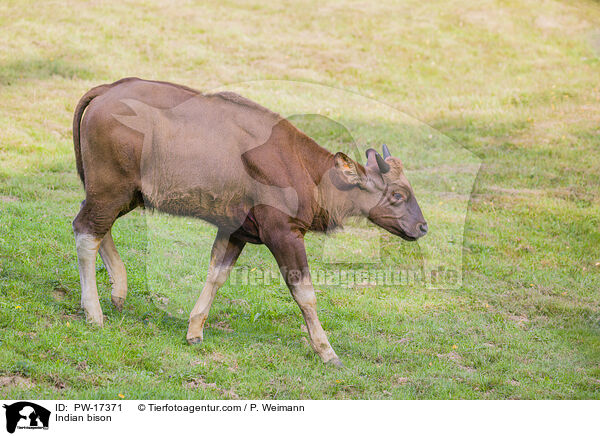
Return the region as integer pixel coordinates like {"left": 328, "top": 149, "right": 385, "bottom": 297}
{"left": 417, "top": 222, "right": 428, "bottom": 235}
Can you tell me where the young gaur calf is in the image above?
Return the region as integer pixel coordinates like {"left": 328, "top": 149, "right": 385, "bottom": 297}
{"left": 72, "top": 78, "right": 428, "bottom": 366}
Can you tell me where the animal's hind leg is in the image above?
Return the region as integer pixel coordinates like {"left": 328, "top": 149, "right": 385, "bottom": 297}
{"left": 73, "top": 199, "right": 123, "bottom": 326}
{"left": 74, "top": 230, "right": 103, "bottom": 325}
{"left": 187, "top": 230, "right": 246, "bottom": 344}
{"left": 99, "top": 230, "right": 128, "bottom": 311}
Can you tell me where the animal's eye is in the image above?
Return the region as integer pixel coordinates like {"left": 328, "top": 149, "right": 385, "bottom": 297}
{"left": 392, "top": 193, "right": 405, "bottom": 202}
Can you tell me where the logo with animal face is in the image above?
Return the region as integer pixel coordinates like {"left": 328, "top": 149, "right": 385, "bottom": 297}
{"left": 2, "top": 402, "right": 50, "bottom": 434}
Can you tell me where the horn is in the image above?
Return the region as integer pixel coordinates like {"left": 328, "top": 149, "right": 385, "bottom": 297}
{"left": 382, "top": 144, "right": 391, "bottom": 159}
{"left": 375, "top": 153, "right": 390, "bottom": 173}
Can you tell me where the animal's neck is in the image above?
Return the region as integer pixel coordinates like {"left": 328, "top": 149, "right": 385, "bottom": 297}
{"left": 295, "top": 137, "right": 362, "bottom": 231}
{"left": 314, "top": 177, "right": 361, "bottom": 231}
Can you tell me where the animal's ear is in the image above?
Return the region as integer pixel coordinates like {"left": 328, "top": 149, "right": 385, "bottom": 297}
{"left": 334, "top": 152, "right": 365, "bottom": 186}
{"left": 365, "top": 148, "right": 378, "bottom": 167}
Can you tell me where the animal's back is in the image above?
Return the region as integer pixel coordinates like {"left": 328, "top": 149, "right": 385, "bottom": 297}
{"left": 79, "top": 78, "right": 294, "bottom": 229}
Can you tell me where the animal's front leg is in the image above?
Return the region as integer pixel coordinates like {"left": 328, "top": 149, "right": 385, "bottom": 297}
{"left": 291, "top": 280, "right": 342, "bottom": 366}
{"left": 265, "top": 232, "right": 342, "bottom": 367}
{"left": 186, "top": 230, "right": 246, "bottom": 344}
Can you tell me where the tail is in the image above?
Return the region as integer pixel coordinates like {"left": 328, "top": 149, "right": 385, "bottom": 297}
{"left": 72, "top": 84, "right": 111, "bottom": 186}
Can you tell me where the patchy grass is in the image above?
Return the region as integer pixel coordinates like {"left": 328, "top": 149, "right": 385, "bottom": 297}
{"left": 1, "top": 0, "right": 600, "bottom": 399}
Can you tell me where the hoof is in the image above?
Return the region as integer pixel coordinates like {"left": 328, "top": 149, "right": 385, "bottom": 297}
{"left": 111, "top": 296, "right": 125, "bottom": 311}
{"left": 325, "top": 357, "right": 344, "bottom": 368}
{"left": 187, "top": 337, "right": 203, "bottom": 345}
{"left": 83, "top": 309, "right": 104, "bottom": 327}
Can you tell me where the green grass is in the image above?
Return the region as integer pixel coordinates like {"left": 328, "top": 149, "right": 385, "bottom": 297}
{"left": 1, "top": 0, "right": 600, "bottom": 399}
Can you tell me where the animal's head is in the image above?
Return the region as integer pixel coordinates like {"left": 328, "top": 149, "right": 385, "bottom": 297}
{"left": 333, "top": 144, "right": 427, "bottom": 241}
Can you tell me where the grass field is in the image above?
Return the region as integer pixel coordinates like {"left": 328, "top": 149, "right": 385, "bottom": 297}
{"left": 1, "top": 0, "right": 599, "bottom": 399}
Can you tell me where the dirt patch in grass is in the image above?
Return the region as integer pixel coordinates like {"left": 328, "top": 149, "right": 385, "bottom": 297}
{"left": 507, "top": 313, "right": 530, "bottom": 327}
{"left": 15, "top": 331, "right": 37, "bottom": 339}
{"left": 185, "top": 376, "right": 239, "bottom": 399}
{"left": 208, "top": 351, "right": 239, "bottom": 372}
{"left": 437, "top": 351, "right": 476, "bottom": 373}
{"left": 48, "top": 375, "right": 67, "bottom": 390}
{"left": 227, "top": 298, "right": 250, "bottom": 308}
{"left": 52, "top": 285, "right": 68, "bottom": 300}
{"left": 0, "top": 374, "right": 34, "bottom": 389}
{"left": 392, "top": 376, "right": 409, "bottom": 386}
{"left": 210, "top": 321, "right": 233, "bottom": 332}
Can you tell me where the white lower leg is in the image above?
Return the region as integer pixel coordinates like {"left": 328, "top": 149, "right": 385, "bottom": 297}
{"left": 293, "top": 285, "right": 340, "bottom": 364}
{"left": 186, "top": 233, "right": 245, "bottom": 344}
{"left": 75, "top": 233, "right": 103, "bottom": 325}
{"left": 99, "top": 230, "right": 127, "bottom": 308}
{"left": 186, "top": 281, "right": 219, "bottom": 342}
